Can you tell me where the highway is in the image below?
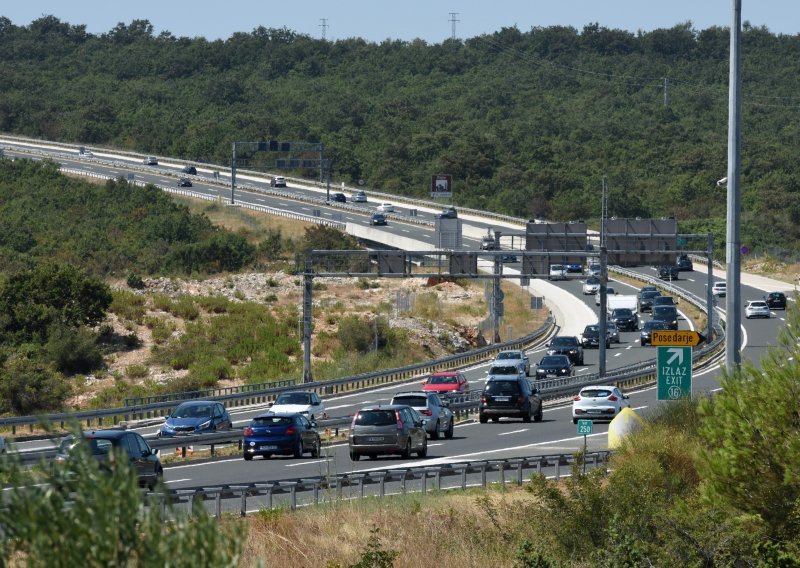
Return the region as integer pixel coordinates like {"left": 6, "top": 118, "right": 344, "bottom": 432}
{"left": 0, "top": 138, "right": 792, "bottom": 492}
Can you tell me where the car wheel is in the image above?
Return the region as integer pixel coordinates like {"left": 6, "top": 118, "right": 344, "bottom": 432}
{"left": 368, "top": 454, "right": 378, "bottom": 460}
{"left": 400, "top": 439, "right": 411, "bottom": 459}
{"left": 445, "top": 418, "right": 454, "bottom": 439}
{"left": 431, "top": 420, "right": 440, "bottom": 440}
{"left": 350, "top": 451, "right": 360, "bottom": 461}
{"left": 534, "top": 405, "right": 543, "bottom": 422}
{"left": 243, "top": 453, "right": 253, "bottom": 461}
{"left": 491, "top": 416, "right": 500, "bottom": 423}
{"left": 579, "top": 357, "right": 584, "bottom": 365}
{"left": 522, "top": 406, "right": 532, "bottom": 423}
{"left": 479, "top": 413, "right": 488, "bottom": 424}
{"left": 292, "top": 439, "right": 303, "bottom": 458}
{"left": 417, "top": 439, "right": 427, "bottom": 458}
{"left": 572, "top": 418, "right": 578, "bottom": 424}
{"left": 310, "top": 436, "right": 320, "bottom": 458}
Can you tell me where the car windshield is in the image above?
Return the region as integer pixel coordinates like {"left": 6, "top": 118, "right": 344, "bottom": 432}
{"left": 490, "top": 366, "right": 519, "bottom": 375}
{"left": 604, "top": 288, "right": 616, "bottom": 295}
{"left": 173, "top": 404, "right": 212, "bottom": 418}
{"left": 429, "top": 375, "right": 457, "bottom": 384}
{"left": 612, "top": 309, "right": 633, "bottom": 317}
{"left": 355, "top": 410, "right": 396, "bottom": 426}
{"left": 580, "top": 389, "right": 612, "bottom": 398}
{"left": 496, "top": 352, "right": 521, "bottom": 360}
{"left": 551, "top": 337, "right": 577, "bottom": 347}
{"left": 643, "top": 321, "right": 667, "bottom": 330}
{"left": 393, "top": 396, "right": 427, "bottom": 407}
{"left": 653, "top": 307, "right": 677, "bottom": 316}
{"left": 551, "top": 265, "right": 564, "bottom": 270}
{"left": 641, "top": 291, "right": 660, "bottom": 299}
{"left": 59, "top": 436, "right": 117, "bottom": 456}
{"left": 275, "top": 393, "right": 311, "bottom": 405}
{"left": 484, "top": 381, "right": 520, "bottom": 395}
{"left": 540, "top": 356, "right": 568, "bottom": 366}
{"left": 584, "top": 326, "right": 599, "bottom": 334}
{"left": 252, "top": 416, "right": 293, "bottom": 427}
{"left": 586, "top": 276, "right": 600, "bottom": 284}
{"left": 749, "top": 301, "right": 768, "bottom": 308}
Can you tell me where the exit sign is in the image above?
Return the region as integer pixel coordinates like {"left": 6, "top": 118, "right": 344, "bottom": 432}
{"left": 657, "top": 346, "right": 692, "bottom": 400}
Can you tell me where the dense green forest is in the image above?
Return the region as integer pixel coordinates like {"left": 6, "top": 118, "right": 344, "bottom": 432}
{"left": 1, "top": 16, "right": 800, "bottom": 256}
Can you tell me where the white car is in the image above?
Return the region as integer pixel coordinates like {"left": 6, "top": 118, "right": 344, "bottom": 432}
{"left": 268, "top": 391, "right": 327, "bottom": 420}
{"left": 595, "top": 287, "right": 617, "bottom": 306}
{"left": 582, "top": 276, "right": 601, "bottom": 295}
{"left": 548, "top": 264, "right": 567, "bottom": 281}
{"left": 585, "top": 263, "right": 601, "bottom": 276}
{"left": 376, "top": 203, "right": 394, "bottom": 213}
{"left": 572, "top": 385, "right": 630, "bottom": 424}
{"left": 712, "top": 282, "right": 727, "bottom": 297}
{"left": 143, "top": 156, "right": 158, "bottom": 165}
{"left": 745, "top": 300, "right": 770, "bottom": 319}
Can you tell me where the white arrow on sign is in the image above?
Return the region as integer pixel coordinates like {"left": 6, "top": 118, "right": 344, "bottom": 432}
{"left": 667, "top": 348, "right": 684, "bottom": 366}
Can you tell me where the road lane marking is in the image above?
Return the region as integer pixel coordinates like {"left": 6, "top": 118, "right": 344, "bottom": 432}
{"left": 498, "top": 429, "right": 528, "bottom": 436}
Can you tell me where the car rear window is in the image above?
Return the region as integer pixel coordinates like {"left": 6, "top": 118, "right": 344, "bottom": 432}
{"left": 490, "top": 365, "right": 519, "bottom": 375}
{"left": 84, "top": 437, "right": 116, "bottom": 456}
{"left": 495, "top": 352, "right": 521, "bottom": 360}
{"left": 484, "top": 381, "right": 520, "bottom": 395}
{"left": 275, "top": 393, "right": 311, "bottom": 405}
{"left": 580, "top": 389, "right": 612, "bottom": 398}
{"left": 429, "top": 375, "right": 457, "bottom": 384}
{"left": 551, "top": 337, "right": 577, "bottom": 346}
{"left": 392, "top": 396, "right": 427, "bottom": 407}
{"left": 252, "top": 416, "right": 293, "bottom": 427}
{"left": 355, "top": 410, "right": 397, "bottom": 426}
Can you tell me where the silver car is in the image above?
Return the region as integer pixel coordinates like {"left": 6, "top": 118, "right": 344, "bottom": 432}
{"left": 494, "top": 349, "right": 530, "bottom": 376}
{"left": 605, "top": 321, "right": 620, "bottom": 343}
{"left": 390, "top": 392, "right": 454, "bottom": 439}
{"left": 348, "top": 405, "right": 427, "bottom": 461}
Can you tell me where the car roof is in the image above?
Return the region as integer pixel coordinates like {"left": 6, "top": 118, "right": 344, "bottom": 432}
{"left": 393, "top": 391, "right": 432, "bottom": 398}
{"left": 175, "top": 400, "right": 217, "bottom": 407}
{"left": 83, "top": 429, "right": 128, "bottom": 439}
{"left": 357, "top": 404, "right": 410, "bottom": 411}
{"left": 254, "top": 411, "right": 301, "bottom": 419}
{"left": 430, "top": 371, "right": 459, "bottom": 376}
{"left": 579, "top": 385, "right": 618, "bottom": 392}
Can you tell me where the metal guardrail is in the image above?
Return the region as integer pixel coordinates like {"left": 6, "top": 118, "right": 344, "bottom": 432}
{"left": 123, "top": 379, "right": 298, "bottom": 408}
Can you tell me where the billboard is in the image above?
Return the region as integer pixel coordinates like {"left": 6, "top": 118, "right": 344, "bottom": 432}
{"left": 604, "top": 218, "right": 677, "bottom": 266}
{"left": 431, "top": 174, "right": 452, "bottom": 198}
{"left": 523, "top": 222, "right": 588, "bottom": 275}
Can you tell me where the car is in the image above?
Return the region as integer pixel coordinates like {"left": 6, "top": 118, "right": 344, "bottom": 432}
{"left": 580, "top": 324, "right": 610, "bottom": 349}
{"left": 745, "top": 300, "right": 771, "bottom": 319}
{"left": 595, "top": 287, "right": 617, "bottom": 306}
{"left": 479, "top": 376, "right": 543, "bottom": 423}
{"left": 546, "top": 336, "right": 584, "bottom": 365}
{"left": 437, "top": 206, "right": 458, "bottom": 219}
{"left": 638, "top": 285, "right": 658, "bottom": 299}
{"left": 765, "top": 291, "right": 787, "bottom": 310}
{"left": 609, "top": 308, "right": 638, "bottom": 332}
{"left": 651, "top": 305, "right": 679, "bottom": 330}
{"left": 549, "top": 264, "right": 567, "bottom": 281}
{"left": 242, "top": 412, "right": 320, "bottom": 460}
{"left": 582, "top": 276, "right": 601, "bottom": 295}
{"left": 501, "top": 254, "right": 519, "bottom": 263}
{"left": 638, "top": 290, "right": 662, "bottom": 313}
{"left": 534, "top": 355, "right": 574, "bottom": 379}
{"left": 658, "top": 264, "right": 679, "bottom": 280}
{"left": 55, "top": 429, "right": 163, "bottom": 489}
{"left": 351, "top": 190, "right": 367, "bottom": 202}
{"left": 181, "top": 165, "right": 197, "bottom": 175}
{"left": 572, "top": 385, "right": 630, "bottom": 424}
{"left": 605, "top": 320, "right": 621, "bottom": 343}
{"left": 390, "top": 392, "right": 454, "bottom": 439}
{"left": 486, "top": 363, "right": 527, "bottom": 382}
{"left": 79, "top": 149, "right": 94, "bottom": 157}
{"left": 273, "top": 176, "right": 287, "bottom": 188}
{"left": 348, "top": 405, "right": 428, "bottom": 460}
{"left": 711, "top": 281, "right": 727, "bottom": 297}
{"left": 479, "top": 235, "right": 496, "bottom": 250}
{"left": 143, "top": 156, "right": 158, "bottom": 165}
{"left": 676, "top": 254, "right": 694, "bottom": 271}
{"left": 565, "top": 262, "right": 583, "bottom": 274}
{"left": 640, "top": 320, "right": 670, "bottom": 346}
{"left": 420, "top": 371, "right": 469, "bottom": 395}
{"left": 330, "top": 192, "right": 347, "bottom": 203}
{"left": 159, "top": 400, "right": 232, "bottom": 437}
{"left": 178, "top": 177, "right": 192, "bottom": 187}
{"left": 494, "top": 349, "right": 530, "bottom": 376}
{"left": 652, "top": 296, "right": 677, "bottom": 308}
{"left": 268, "top": 391, "right": 327, "bottom": 420}
{"left": 376, "top": 203, "right": 394, "bottom": 213}
{"left": 585, "top": 263, "right": 601, "bottom": 276}
{"left": 370, "top": 212, "right": 387, "bottom": 226}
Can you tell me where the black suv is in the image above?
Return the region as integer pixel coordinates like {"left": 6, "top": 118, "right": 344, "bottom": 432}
{"left": 581, "top": 324, "right": 610, "bottom": 349}
{"left": 479, "top": 377, "right": 542, "bottom": 423}
{"left": 651, "top": 305, "right": 679, "bottom": 330}
{"left": 765, "top": 291, "right": 787, "bottom": 310}
{"left": 676, "top": 254, "right": 693, "bottom": 271}
{"left": 546, "top": 336, "right": 584, "bottom": 365}
{"left": 658, "top": 265, "right": 679, "bottom": 280}
{"left": 330, "top": 192, "right": 347, "bottom": 203}
{"left": 181, "top": 165, "right": 197, "bottom": 175}
{"left": 610, "top": 308, "right": 638, "bottom": 331}
{"left": 638, "top": 290, "right": 661, "bottom": 313}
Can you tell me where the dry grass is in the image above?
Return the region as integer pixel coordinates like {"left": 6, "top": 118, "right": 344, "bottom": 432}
{"left": 238, "top": 488, "right": 537, "bottom": 567}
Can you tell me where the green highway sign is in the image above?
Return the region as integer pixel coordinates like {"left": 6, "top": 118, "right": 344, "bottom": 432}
{"left": 577, "top": 419, "right": 593, "bottom": 435}
{"left": 657, "top": 346, "right": 692, "bottom": 400}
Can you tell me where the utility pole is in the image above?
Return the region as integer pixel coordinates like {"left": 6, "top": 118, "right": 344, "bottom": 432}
{"left": 449, "top": 12, "right": 459, "bottom": 40}
{"left": 663, "top": 77, "right": 669, "bottom": 107}
{"left": 599, "top": 178, "right": 608, "bottom": 377}
{"left": 725, "top": 0, "right": 742, "bottom": 373}
{"left": 230, "top": 142, "right": 237, "bottom": 204}
{"left": 319, "top": 18, "right": 328, "bottom": 40}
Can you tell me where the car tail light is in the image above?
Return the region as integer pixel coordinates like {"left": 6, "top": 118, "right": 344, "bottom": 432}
{"left": 395, "top": 410, "right": 404, "bottom": 431}
{"left": 573, "top": 396, "right": 581, "bottom": 401}
{"left": 285, "top": 427, "right": 296, "bottom": 435}
{"left": 418, "top": 409, "right": 432, "bottom": 416}
{"left": 244, "top": 427, "right": 253, "bottom": 436}
{"left": 607, "top": 395, "right": 619, "bottom": 401}
{"left": 517, "top": 395, "right": 525, "bottom": 404}
{"left": 480, "top": 395, "right": 487, "bottom": 404}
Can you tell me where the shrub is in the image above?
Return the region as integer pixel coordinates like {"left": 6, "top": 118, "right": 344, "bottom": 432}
{"left": 43, "top": 325, "right": 105, "bottom": 375}
{"left": 126, "top": 272, "right": 145, "bottom": 289}
{"left": 125, "top": 364, "right": 149, "bottom": 379}
{"left": 0, "top": 355, "right": 71, "bottom": 414}
{"left": 110, "top": 289, "right": 147, "bottom": 323}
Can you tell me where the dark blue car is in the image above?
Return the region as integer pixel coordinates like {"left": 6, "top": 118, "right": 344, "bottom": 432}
{"left": 243, "top": 412, "right": 321, "bottom": 460}
{"left": 159, "top": 400, "right": 232, "bottom": 438}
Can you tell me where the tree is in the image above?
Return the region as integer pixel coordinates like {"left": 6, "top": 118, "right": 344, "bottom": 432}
{"left": 0, "top": 353, "right": 71, "bottom": 414}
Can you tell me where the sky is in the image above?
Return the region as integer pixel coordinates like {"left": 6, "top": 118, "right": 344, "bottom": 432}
{"left": 2, "top": 1, "right": 799, "bottom": 43}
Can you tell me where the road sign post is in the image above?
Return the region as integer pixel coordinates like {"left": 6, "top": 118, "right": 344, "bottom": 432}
{"left": 657, "top": 346, "right": 692, "bottom": 400}
{"left": 576, "top": 419, "right": 592, "bottom": 474}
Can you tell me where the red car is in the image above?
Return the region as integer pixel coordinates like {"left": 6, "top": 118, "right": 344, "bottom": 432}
{"left": 421, "top": 372, "right": 469, "bottom": 395}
